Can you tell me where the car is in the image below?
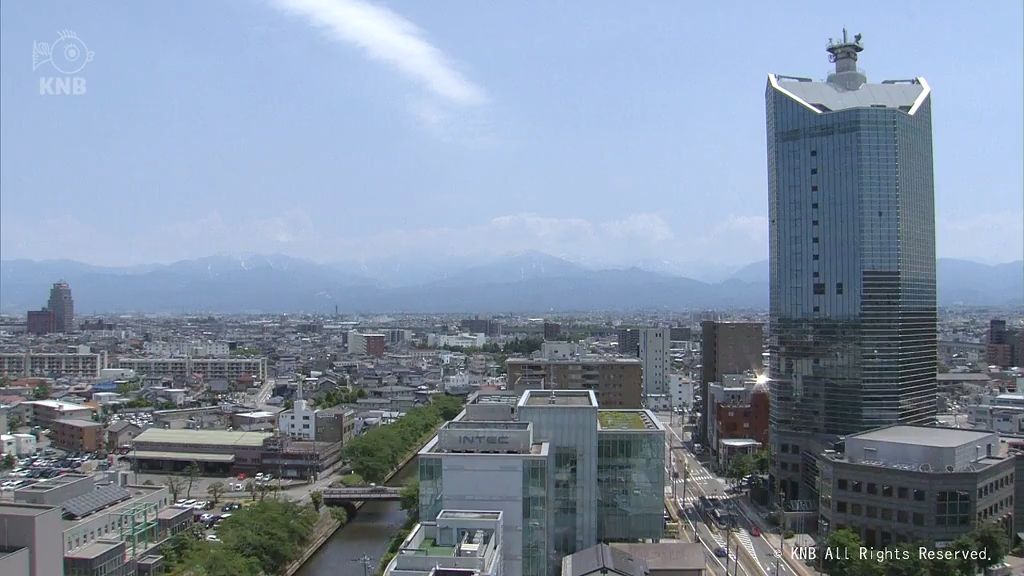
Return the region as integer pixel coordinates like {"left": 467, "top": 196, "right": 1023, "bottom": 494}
{"left": 205, "top": 535, "right": 220, "bottom": 542}
{"left": 714, "top": 547, "right": 728, "bottom": 558}
{"left": 672, "top": 471, "right": 679, "bottom": 479}
{"left": 232, "top": 483, "right": 243, "bottom": 491}
{"left": 182, "top": 499, "right": 196, "bottom": 507}
{"left": 199, "top": 513, "right": 213, "bottom": 522}
{"left": 750, "top": 527, "right": 761, "bottom": 537}
{"left": 193, "top": 501, "right": 208, "bottom": 510}
{"left": 221, "top": 504, "right": 233, "bottom": 512}
{"left": 176, "top": 499, "right": 188, "bottom": 505}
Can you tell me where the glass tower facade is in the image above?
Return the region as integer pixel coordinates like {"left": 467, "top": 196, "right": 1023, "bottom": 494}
{"left": 766, "top": 35, "right": 937, "bottom": 501}
{"left": 596, "top": 430, "right": 665, "bottom": 541}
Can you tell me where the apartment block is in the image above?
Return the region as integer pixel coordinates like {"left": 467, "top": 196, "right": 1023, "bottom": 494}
{"left": 506, "top": 357, "right": 643, "bottom": 409}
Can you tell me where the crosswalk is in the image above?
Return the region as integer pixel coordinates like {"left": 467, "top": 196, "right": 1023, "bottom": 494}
{"left": 672, "top": 468, "right": 715, "bottom": 483}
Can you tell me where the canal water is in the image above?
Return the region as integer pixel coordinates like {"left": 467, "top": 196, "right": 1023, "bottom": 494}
{"left": 296, "top": 458, "right": 417, "bottom": 576}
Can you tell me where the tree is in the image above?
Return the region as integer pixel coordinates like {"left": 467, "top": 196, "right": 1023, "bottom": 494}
{"left": 329, "top": 506, "right": 348, "bottom": 525}
{"left": 1, "top": 454, "right": 15, "bottom": 469}
{"left": 7, "top": 415, "right": 23, "bottom": 432}
{"left": 207, "top": 481, "right": 225, "bottom": 505}
{"left": 725, "top": 453, "right": 755, "bottom": 484}
{"left": 400, "top": 481, "right": 419, "bottom": 519}
{"left": 245, "top": 480, "right": 256, "bottom": 501}
{"left": 310, "top": 490, "right": 323, "bottom": 513}
{"left": 216, "top": 500, "right": 317, "bottom": 575}
{"left": 166, "top": 476, "right": 185, "bottom": 501}
{"left": 823, "top": 529, "right": 863, "bottom": 576}
{"left": 32, "top": 383, "right": 50, "bottom": 400}
{"left": 171, "top": 543, "right": 262, "bottom": 576}
{"left": 185, "top": 462, "right": 200, "bottom": 498}
{"left": 972, "top": 521, "right": 1009, "bottom": 570}
{"left": 752, "top": 450, "right": 770, "bottom": 475}
{"left": 882, "top": 543, "right": 928, "bottom": 576}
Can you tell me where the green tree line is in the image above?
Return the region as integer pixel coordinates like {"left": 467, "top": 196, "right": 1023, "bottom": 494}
{"left": 344, "top": 396, "right": 464, "bottom": 483}
{"left": 164, "top": 500, "right": 319, "bottom": 576}
{"left": 822, "top": 523, "right": 1008, "bottom": 576}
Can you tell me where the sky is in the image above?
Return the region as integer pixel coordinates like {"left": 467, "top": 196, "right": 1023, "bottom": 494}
{"left": 1, "top": 0, "right": 1021, "bottom": 275}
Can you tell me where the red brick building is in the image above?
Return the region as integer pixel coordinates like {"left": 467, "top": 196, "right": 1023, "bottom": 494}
{"left": 26, "top": 310, "right": 56, "bottom": 335}
{"left": 52, "top": 419, "right": 104, "bottom": 453}
{"left": 715, "top": 384, "right": 769, "bottom": 445}
{"left": 365, "top": 334, "right": 386, "bottom": 358}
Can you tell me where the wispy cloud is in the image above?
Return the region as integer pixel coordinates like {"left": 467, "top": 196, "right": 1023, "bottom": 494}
{"left": 270, "top": 0, "right": 486, "bottom": 106}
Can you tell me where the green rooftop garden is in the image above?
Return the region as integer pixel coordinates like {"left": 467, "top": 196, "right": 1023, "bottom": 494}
{"left": 422, "top": 538, "right": 456, "bottom": 557}
{"left": 598, "top": 410, "right": 647, "bottom": 430}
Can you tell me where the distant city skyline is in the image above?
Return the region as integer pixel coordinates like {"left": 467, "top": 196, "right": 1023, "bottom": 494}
{"left": 1, "top": 1, "right": 1021, "bottom": 268}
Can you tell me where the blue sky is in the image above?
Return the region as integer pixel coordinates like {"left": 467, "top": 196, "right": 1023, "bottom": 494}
{"left": 1, "top": 0, "right": 1021, "bottom": 274}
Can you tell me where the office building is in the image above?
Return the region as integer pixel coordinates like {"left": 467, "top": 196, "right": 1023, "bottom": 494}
{"left": 544, "top": 322, "right": 562, "bottom": 340}
{"left": 418, "top": 390, "right": 665, "bottom": 576}
{"left": 699, "top": 321, "right": 762, "bottom": 443}
{"left": 987, "top": 319, "right": 1023, "bottom": 368}
{"left": 818, "top": 426, "right": 1014, "bottom": 547}
{"left": 47, "top": 281, "right": 74, "bottom": 332}
{"left": 0, "top": 503, "right": 65, "bottom": 576}
{"left": 707, "top": 380, "right": 769, "bottom": 469}
{"left": 638, "top": 328, "right": 670, "bottom": 399}
{"left": 279, "top": 382, "right": 316, "bottom": 440}
{"left": 25, "top": 310, "right": 56, "bottom": 336}
{"left": 506, "top": 357, "right": 643, "bottom": 408}
{"left": 767, "top": 33, "right": 937, "bottom": 501}
{"left": 348, "top": 331, "right": 386, "bottom": 357}
{"left": 617, "top": 329, "right": 640, "bottom": 357}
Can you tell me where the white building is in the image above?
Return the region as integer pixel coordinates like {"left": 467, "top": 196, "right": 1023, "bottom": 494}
{"left": 428, "top": 333, "right": 487, "bottom": 349}
{"left": 540, "top": 341, "right": 578, "bottom": 360}
{"left": 669, "top": 374, "right": 694, "bottom": 409}
{"left": 278, "top": 384, "right": 315, "bottom": 440}
{"left": 638, "top": 328, "right": 670, "bottom": 397}
{"left": 0, "top": 352, "right": 107, "bottom": 378}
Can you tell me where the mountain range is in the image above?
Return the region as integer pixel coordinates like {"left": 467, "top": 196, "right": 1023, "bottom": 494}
{"left": 0, "top": 253, "right": 1020, "bottom": 314}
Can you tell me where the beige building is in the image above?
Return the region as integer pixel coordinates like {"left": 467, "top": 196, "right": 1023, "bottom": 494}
{"left": 506, "top": 357, "right": 643, "bottom": 409}
{"left": 0, "top": 352, "right": 107, "bottom": 378}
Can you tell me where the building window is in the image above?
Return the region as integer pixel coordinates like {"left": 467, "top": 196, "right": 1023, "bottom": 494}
{"left": 812, "top": 202, "right": 819, "bottom": 209}
{"left": 897, "top": 510, "right": 908, "bottom": 523}
{"left": 811, "top": 168, "right": 818, "bottom": 175}
{"left": 882, "top": 485, "right": 893, "bottom": 497}
{"left": 812, "top": 237, "right": 819, "bottom": 244}
{"left": 898, "top": 487, "right": 908, "bottom": 499}
{"left": 811, "top": 150, "right": 817, "bottom": 157}
{"left": 851, "top": 480, "right": 862, "bottom": 493}
{"left": 913, "top": 489, "right": 926, "bottom": 502}
{"left": 814, "top": 283, "right": 826, "bottom": 295}
{"left": 837, "top": 501, "right": 847, "bottom": 513}
{"left": 812, "top": 185, "right": 819, "bottom": 192}
{"left": 881, "top": 508, "right": 892, "bottom": 521}
{"left": 838, "top": 479, "right": 848, "bottom": 490}
{"left": 836, "top": 283, "right": 844, "bottom": 295}
{"left": 867, "top": 483, "right": 877, "bottom": 495}
{"left": 866, "top": 506, "right": 877, "bottom": 518}
{"left": 912, "top": 513, "right": 924, "bottom": 526}
{"left": 813, "top": 254, "right": 820, "bottom": 261}
{"left": 850, "top": 503, "right": 862, "bottom": 516}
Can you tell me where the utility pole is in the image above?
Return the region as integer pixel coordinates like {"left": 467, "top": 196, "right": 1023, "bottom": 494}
{"left": 353, "top": 554, "right": 373, "bottom": 576}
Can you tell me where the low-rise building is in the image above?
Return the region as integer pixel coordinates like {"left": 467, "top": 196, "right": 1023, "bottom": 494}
{"left": 383, "top": 510, "right": 503, "bottom": 576}
{"left": 106, "top": 421, "right": 143, "bottom": 450}
{"left": 21, "top": 400, "right": 94, "bottom": 429}
{"left": 818, "top": 425, "right": 1015, "bottom": 548}
{"left": 130, "top": 428, "right": 271, "bottom": 475}
{"left": 51, "top": 419, "right": 104, "bottom": 453}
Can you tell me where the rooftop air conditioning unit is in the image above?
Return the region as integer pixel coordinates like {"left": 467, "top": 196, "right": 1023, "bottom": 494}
{"left": 919, "top": 463, "right": 931, "bottom": 472}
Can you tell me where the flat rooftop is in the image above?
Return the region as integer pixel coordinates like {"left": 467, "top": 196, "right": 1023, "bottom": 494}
{"left": 851, "top": 426, "right": 995, "bottom": 448}
{"left": 133, "top": 428, "right": 271, "bottom": 447}
{"left": 520, "top": 390, "right": 597, "bottom": 407}
{"left": 598, "top": 410, "right": 655, "bottom": 431}
{"left": 437, "top": 510, "right": 501, "bottom": 521}
{"left": 0, "top": 502, "right": 60, "bottom": 517}
{"left": 65, "top": 539, "right": 122, "bottom": 559}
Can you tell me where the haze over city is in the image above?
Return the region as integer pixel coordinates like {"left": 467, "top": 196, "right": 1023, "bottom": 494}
{"left": 1, "top": 0, "right": 1022, "bottom": 273}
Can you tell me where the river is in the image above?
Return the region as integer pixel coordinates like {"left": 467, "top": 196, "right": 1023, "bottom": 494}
{"left": 296, "top": 457, "right": 418, "bottom": 576}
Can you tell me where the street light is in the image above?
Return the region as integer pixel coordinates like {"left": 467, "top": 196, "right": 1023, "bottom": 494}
{"left": 352, "top": 554, "right": 373, "bottom": 576}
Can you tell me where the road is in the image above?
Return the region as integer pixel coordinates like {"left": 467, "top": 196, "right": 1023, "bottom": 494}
{"left": 658, "top": 411, "right": 810, "bottom": 576}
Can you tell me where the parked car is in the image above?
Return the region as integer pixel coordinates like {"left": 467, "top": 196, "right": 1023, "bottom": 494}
{"left": 714, "top": 547, "right": 728, "bottom": 558}
{"left": 750, "top": 527, "right": 761, "bottom": 537}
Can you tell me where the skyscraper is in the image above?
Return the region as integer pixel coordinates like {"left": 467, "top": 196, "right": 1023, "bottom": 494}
{"left": 766, "top": 33, "right": 937, "bottom": 501}
{"left": 46, "top": 281, "right": 74, "bottom": 333}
